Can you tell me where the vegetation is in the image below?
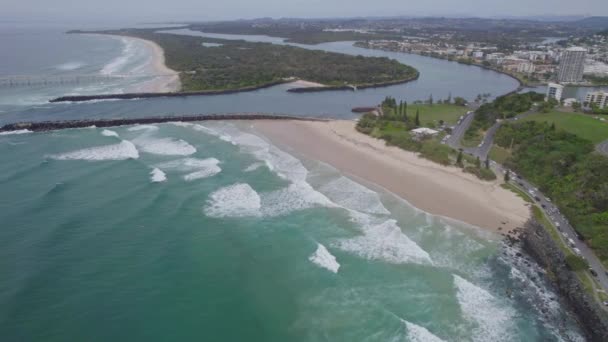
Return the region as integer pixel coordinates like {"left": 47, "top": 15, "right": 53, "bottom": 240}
{"left": 521, "top": 111, "right": 608, "bottom": 144}
{"left": 407, "top": 104, "right": 469, "bottom": 126}
{"left": 489, "top": 145, "right": 511, "bottom": 164}
{"left": 356, "top": 96, "right": 495, "bottom": 180}
{"left": 91, "top": 29, "right": 417, "bottom": 92}
{"left": 584, "top": 74, "right": 608, "bottom": 85}
{"left": 463, "top": 91, "right": 545, "bottom": 146}
{"left": 501, "top": 183, "right": 533, "bottom": 203}
{"left": 495, "top": 120, "right": 608, "bottom": 264}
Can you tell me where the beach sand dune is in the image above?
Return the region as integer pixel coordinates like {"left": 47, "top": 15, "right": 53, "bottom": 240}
{"left": 254, "top": 120, "right": 530, "bottom": 234}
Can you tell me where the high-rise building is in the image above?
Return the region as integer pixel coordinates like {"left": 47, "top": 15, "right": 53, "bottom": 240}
{"left": 557, "top": 47, "right": 586, "bottom": 83}
{"left": 546, "top": 83, "right": 564, "bottom": 102}
{"left": 585, "top": 91, "right": 608, "bottom": 109}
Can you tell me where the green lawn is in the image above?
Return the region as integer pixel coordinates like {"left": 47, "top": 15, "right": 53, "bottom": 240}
{"left": 521, "top": 111, "right": 608, "bottom": 144}
{"left": 408, "top": 104, "right": 469, "bottom": 126}
{"left": 489, "top": 145, "right": 512, "bottom": 164}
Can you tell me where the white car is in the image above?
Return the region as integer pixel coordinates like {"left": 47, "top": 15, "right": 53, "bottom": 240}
{"left": 574, "top": 248, "right": 582, "bottom": 255}
{"left": 568, "top": 238, "right": 576, "bottom": 247}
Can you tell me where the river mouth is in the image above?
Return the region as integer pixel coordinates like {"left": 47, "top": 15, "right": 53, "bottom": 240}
{"left": 0, "top": 27, "right": 519, "bottom": 125}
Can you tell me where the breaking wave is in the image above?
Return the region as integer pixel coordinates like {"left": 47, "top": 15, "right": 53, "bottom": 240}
{"left": 150, "top": 168, "right": 167, "bottom": 183}
{"left": 51, "top": 140, "right": 139, "bottom": 161}
{"left": 309, "top": 243, "right": 340, "bottom": 273}
{"left": 453, "top": 274, "right": 515, "bottom": 342}
{"left": 204, "top": 183, "right": 262, "bottom": 218}
{"left": 402, "top": 320, "right": 446, "bottom": 342}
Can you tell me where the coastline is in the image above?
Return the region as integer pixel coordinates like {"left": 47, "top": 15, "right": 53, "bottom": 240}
{"left": 254, "top": 119, "right": 530, "bottom": 234}
{"left": 85, "top": 33, "right": 181, "bottom": 93}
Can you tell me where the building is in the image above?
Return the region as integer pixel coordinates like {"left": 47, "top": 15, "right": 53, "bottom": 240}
{"left": 563, "top": 98, "right": 578, "bottom": 107}
{"left": 410, "top": 127, "right": 439, "bottom": 139}
{"left": 517, "top": 62, "right": 535, "bottom": 74}
{"left": 472, "top": 51, "right": 484, "bottom": 59}
{"left": 545, "top": 83, "right": 564, "bottom": 102}
{"left": 557, "top": 47, "right": 586, "bottom": 83}
{"left": 585, "top": 91, "right": 608, "bottom": 109}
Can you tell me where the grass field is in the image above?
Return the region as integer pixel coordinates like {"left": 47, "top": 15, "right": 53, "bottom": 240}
{"left": 408, "top": 104, "right": 469, "bottom": 126}
{"left": 521, "top": 111, "right": 608, "bottom": 144}
{"left": 489, "top": 145, "right": 512, "bottom": 164}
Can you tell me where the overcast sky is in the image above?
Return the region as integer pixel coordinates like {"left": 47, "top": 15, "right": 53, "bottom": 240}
{"left": 3, "top": 0, "right": 608, "bottom": 23}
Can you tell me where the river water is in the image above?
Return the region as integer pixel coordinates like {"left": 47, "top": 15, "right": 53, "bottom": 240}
{"left": 0, "top": 25, "right": 587, "bottom": 341}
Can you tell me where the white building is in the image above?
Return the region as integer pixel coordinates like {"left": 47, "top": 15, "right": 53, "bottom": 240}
{"left": 585, "top": 91, "right": 608, "bottom": 109}
{"left": 410, "top": 127, "right": 439, "bottom": 138}
{"left": 472, "top": 51, "right": 484, "bottom": 59}
{"left": 546, "top": 83, "right": 564, "bottom": 102}
{"left": 557, "top": 47, "right": 586, "bottom": 83}
{"left": 517, "top": 62, "right": 536, "bottom": 73}
{"left": 563, "top": 98, "right": 578, "bottom": 107}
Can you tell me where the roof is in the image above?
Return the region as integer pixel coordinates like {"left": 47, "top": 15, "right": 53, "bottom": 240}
{"left": 566, "top": 47, "right": 587, "bottom": 52}
{"left": 411, "top": 127, "right": 439, "bottom": 135}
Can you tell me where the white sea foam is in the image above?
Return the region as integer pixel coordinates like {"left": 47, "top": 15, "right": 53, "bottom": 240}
{"left": 168, "top": 122, "right": 194, "bottom": 127}
{"left": 154, "top": 158, "right": 221, "bottom": 181}
{"left": 183, "top": 164, "right": 221, "bottom": 181}
{"left": 402, "top": 320, "right": 446, "bottom": 342}
{"left": 101, "top": 129, "right": 119, "bottom": 137}
{"left": 244, "top": 162, "right": 264, "bottom": 172}
{"left": 309, "top": 243, "right": 340, "bottom": 273}
{"left": 261, "top": 182, "right": 335, "bottom": 217}
{"left": 55, "top": 61, "right": 85, "bottom": 71}
{"left": 204, "top": 183, "right": 262, "bottom": 218}
{"left": 334, "top": 219, "right": 433, "bottom": 265}
{"left": 128, "top": 125, "right": 159, "bottom": 132}
{"left": 0, "top": 129, "right": 32, "bottom": 136}
{"left": 133, "top": 137, "right": 196, "bottom": 156}
{"left": 453, "top": 274, "right": 515, "bottom": 342}
{"left": 319, "top": 176, "right": 390, "bottom": 215}
{"left": 150, "top": 168, "right": 167, "bottom": 183}
{"left": 101, "top": 37, "right": 137, "bottom": 75}
{"left": 51, "top": 140, "right": 139, "bottom": 161}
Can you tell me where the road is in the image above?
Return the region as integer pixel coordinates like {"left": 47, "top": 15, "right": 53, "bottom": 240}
{"left": 447, "top": 108, "right": 608, "bottom": 295}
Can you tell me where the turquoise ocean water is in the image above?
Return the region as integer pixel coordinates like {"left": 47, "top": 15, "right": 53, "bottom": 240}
{"left": 0, "top": 122, "right": 585, "bottom": 341}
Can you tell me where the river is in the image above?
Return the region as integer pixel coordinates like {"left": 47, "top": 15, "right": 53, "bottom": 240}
{"left": 0, "top": 27, "right": 520, "bottom": 125}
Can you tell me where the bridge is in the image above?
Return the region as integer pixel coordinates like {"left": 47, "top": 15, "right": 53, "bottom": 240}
{"left": 0, "top": 74, "right": 176, "bottom": 88}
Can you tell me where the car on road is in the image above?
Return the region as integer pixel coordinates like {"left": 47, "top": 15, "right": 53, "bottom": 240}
{"left": 574, "top": 248, "right": 581, "bottom": 255}
{"left": 568, "top": 238, "right": 576, "bottom": 247}
{"left": 590, "top": 269, "right": 598, "bottom": 277}
{"left": 534, "top": 196, "right": 541, "bottom": 202}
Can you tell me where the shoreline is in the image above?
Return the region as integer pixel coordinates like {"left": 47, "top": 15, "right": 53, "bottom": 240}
{"left": 85, "top": 33, "right": 181, "bottom": 93}
{"left": 254, "top": 119, "right": 530, "bottom": 234}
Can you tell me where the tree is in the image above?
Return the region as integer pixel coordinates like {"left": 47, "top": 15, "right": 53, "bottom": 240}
{"left": 403, "top": 101, "right": 408, "bottom": 118}
{"left": 454, "top": 97, "right": 467, "bottom": 106}
{"left": 485, "top": 158, "right": 490, "bottom": 169}
{"left": 572, "top": 101, "right": 581, "bottom": 112}
{"left": 457, "top": 150, "right": 463, "bottom": 165}
{"left": 475, "top": 156, "right": 481, "bottom": 168}
{"left": 550, "top": 122, "right": 556, "bottom": 131}
{"left": 504, "top": 170, "right": 510, "bottom": 182}
{"left": 415, "top": 109, "right": 420, "bottom": 127}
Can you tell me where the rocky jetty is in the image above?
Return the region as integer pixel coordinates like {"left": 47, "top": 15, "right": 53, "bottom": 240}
{"left": 522, "top": 219, "right": 608, "bottom": 341}
{"left": 49, "top": 80, "right": 291, "bottom": 103}
{"left": 0, "top": 114, "right": 326, "bottom": 133}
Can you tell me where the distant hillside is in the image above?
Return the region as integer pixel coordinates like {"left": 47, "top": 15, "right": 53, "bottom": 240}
{"left": 573, "top": 16, "right": 608, "bottom": 30}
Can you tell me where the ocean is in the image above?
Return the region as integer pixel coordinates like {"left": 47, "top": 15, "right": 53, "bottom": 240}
{"left": 0, "top": 24, "right": 587, "bottom": 341}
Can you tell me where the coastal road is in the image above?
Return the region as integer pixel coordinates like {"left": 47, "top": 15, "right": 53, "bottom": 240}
{"left": 454, "top": 108, "right": 608, "bottom": 294}
{"left": 504, "top": 169, "right": 608, "bottom": 293}
{"left": 446, "top": 110, "right": 474, "bottom": 149}
{"left": 596, "top": 140, "right": 608, "bottom": 156}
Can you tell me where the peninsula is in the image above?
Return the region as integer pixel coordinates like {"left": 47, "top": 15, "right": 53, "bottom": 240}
{"left": 69, "top": 29, "right": 418, "bottom": 94}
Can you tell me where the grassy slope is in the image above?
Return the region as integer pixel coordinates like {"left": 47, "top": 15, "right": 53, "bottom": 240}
{"left": 489, "top": 145, "right": 512, "bottom": 164}
{"left": 522, "top": 111, "right": 608, "bottom": 144}
{"left": 408, "top": 104, "right": 469, "bottom": 126}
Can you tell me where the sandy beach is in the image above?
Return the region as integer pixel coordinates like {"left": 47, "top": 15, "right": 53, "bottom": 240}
{"left": 254, "top": 120, "right": 530, "bottom": 234}
{"left": 136, "top": 37, "right": 181, "bottom": 92}
{"left": 286, "top": 79, "right": 326, "bottom": 88}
